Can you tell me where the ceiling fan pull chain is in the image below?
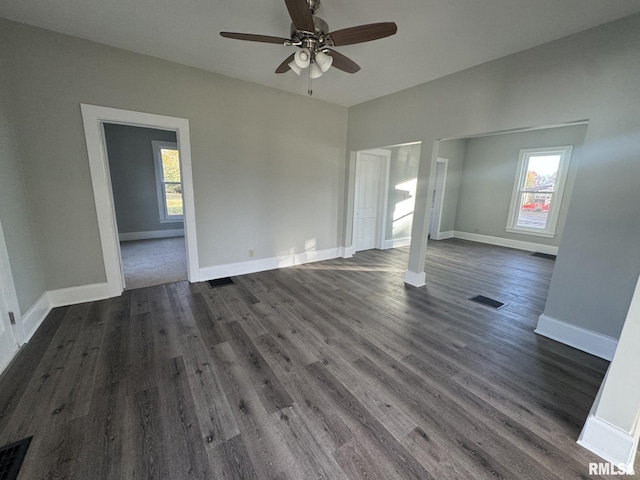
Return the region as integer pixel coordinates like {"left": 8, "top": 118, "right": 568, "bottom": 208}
{"left": 308, "top": 64, "right": 313, "bottom": 96}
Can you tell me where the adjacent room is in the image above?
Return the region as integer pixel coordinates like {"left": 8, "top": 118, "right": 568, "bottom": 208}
{"left": 1, "top": 0, "right": 639, "bottom": 478}
{"left": 103, "top": 123, "right": 188, "bottom": 289}
{"left": 429, "top": 123, "right": 588, "bottom": 251}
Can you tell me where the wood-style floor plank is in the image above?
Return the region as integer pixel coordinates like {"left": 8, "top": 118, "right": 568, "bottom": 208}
{"left": 0, "top": 239, "right": 635, "bottom": 479}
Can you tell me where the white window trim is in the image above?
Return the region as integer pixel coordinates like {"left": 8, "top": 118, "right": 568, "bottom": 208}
{"left": 506, "top": 145, "right": 573, "bottom": 238}
{"left": 152, "top": 140, "right": 183, "bottom": 223}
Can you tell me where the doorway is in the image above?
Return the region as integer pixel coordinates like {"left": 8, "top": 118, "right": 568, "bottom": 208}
{"left": 81, "top": 104, "right": 200, "bottom": 298}
{"left": 428, "top": 158, "right": 448, "bottom": 240}
{"left": 103, "top": 124, "right": 188, "bottom": 290}
{"left": 349, "top": 142, "right": 422, "bottom": 254}
{"left": 353, "top": 149, "right": 390, "bottom": 252}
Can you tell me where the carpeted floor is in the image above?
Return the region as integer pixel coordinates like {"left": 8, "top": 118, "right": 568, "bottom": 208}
{"left": 120, "top": 236, "right": 187, "bottom": 290}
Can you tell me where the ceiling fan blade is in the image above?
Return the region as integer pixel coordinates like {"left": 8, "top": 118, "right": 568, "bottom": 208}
{"left": 220, "top": 32, "right": 290, "bottom": 45}
{"left": 284, "top": 0, "right": 315, "bottom": 32}
{"left": 276, "top": 53, "right": 296, "bottom": 73}
{"left": 326, "top": 49, "right": 360, "bottom": 73}
{"left": 327, "top": 22, "right": 397, "bottom": 46}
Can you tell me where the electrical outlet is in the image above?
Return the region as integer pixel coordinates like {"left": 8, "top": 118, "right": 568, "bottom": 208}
{"left": 249, "top": 249, "right": 254, "bottom": 257}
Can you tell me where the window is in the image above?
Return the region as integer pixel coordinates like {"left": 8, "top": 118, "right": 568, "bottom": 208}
{"left": 152, "top": 140, "right": 183, "bottom": 222}
{"left": 506, "top": 146, "right": 573, "bottom": 237}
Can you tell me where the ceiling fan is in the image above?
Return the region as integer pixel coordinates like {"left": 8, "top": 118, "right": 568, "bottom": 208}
{"left": 220, "top": 0, "right": 397, "bottom": 95}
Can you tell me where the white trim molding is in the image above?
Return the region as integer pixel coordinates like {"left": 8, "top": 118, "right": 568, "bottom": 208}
{"left": 453, "top": 231, "right": 559, "bottom": 255}
{"left": 81, "top": 104, "right": 200, "bottom": 297}
{"left": 435, "top": 230, "right": 454, "bottom": 240}
{"left": 5, "top": 281, "right": 119, "bottom": 360}
{"left": 579, "top": 414, "right": 638, "bottom": 474}
{"left": 429, "top": 158, "right": 448, "bottom": 241}
{"left": 48, "top": 282, "right": 113, "bottom": 308}
{"left": 119, "top": 229, "right": 184, "bottom": 242}
{"left": 200, "top": 248, "right": 342, "bottom": 281}
{"left": 151, "top": 140, "right": 184, "bottom": 223}
{"left": 506, "top": 145, "right": 573, "bottom": 238}
{"left": 341, "top": 246, "right": 355, "bottom": 258}
{"left": 383, "top": 237, "right": 412, "bottom": 249}
{"left": 20, "top": 292, "right": 51, "bottom": 345}
{"left": 535, "top": 314, "right": 618, "bottom": 361}
{"left": 579, "top": 371, "right": 640, "bottom": 476}
{"left": 404, "top": 270, "right": 426, "bottom": 288}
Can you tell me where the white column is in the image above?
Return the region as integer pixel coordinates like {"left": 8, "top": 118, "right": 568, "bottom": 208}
{"left": 404, "top": 141, "right": 437, "bottom": 287}
{"left": 578, "top": 274, "right": 640, "bottom": 473}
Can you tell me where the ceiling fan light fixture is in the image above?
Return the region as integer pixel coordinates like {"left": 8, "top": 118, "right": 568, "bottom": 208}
{"left": 288, "top": 59, "right": 302, "bottom": 75}
{"left": 309, "top": 61, "right": 323, "bottom": 79}
{"left": 315, "top": 50, "right": 333, "bottom": 72}
{"left": 294, "top": 48, "right": 311, "bottom": 68}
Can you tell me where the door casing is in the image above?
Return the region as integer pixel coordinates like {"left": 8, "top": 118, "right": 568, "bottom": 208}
{"left": 81, "top": 104, "right": 200, "bottom": 297}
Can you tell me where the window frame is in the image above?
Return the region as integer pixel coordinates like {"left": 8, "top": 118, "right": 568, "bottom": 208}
{"left": 506, "top": 145, "right": 573, "bottom": 238}
{"left": 152, "top": 140, "right": 183, "bottom": 223}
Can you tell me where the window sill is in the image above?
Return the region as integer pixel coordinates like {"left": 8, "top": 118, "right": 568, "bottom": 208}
{"left": 505, "top": 227, "right": 555, "bottom": 239}
{"left": 160, "top": 218, "right": 184, "bottom": 224}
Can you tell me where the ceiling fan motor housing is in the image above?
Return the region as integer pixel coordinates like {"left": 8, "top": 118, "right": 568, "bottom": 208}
{"left": 290, "top": 16, "right": 329, "bottom": 39}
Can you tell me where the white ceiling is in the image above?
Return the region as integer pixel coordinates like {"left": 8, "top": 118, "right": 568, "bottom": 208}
{"left": 2, "top": 0, "right": 640, "bottom": 106}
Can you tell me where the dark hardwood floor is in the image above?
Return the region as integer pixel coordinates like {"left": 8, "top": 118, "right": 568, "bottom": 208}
{"left": 0, "top": 239, "right": 635, "bottom": 479}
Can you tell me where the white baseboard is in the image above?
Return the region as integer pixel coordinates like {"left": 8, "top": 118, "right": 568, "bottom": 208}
{"left": 404, "top": 270, "right": 426, "bottom": 288}
{"left": 435, "top": 230, "right": 454, "bottom": 240}
{"left": 579, "top": 411, "right": 638, "bottom": 474}
{"left": 453, "top": 231, "right": 559, "bottom": 255}
{"left": 21, "top": 291, "right": 52, "bottom": 343}
{"left": 199, "top": 247, "right": 341, "bottom": 281}
{"left": 119, "top": 229, "right": 184, "bottom": 242}
{"left": 383, "top": 237, "right": 411, "bottom": 249}
{"left": 535, "top": 314, "right": 618, "bottom": 361}
{"left": 48, "top": 282, "right": 114, "bottom": 308}
{"left": 340, "top": 246, "right": 355, "bottom": 258}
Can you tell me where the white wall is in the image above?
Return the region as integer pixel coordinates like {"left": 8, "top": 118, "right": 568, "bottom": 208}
{"left": 0, "top": 74, "right": 46, "bottom": 314}
{"left": 346, "top": 13, "right": 640, "bottom": 340}
{"left": 0, "top": 19, "right": 348, "bottom": 291}
{"left": 436, "top": 139, "right": 466, "bottom": 233}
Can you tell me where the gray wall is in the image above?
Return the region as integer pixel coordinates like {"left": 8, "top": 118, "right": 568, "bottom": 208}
{"left": 454, "top": 124, "right": 587, "bottom": 246}
{"left": 0, "top": 79, "right": 46, "bottom": 314}
{"left": 436, "top": 139, "right": 467, "bottom": 233}
{"left": 384, "top": 143, "right": 421, "bottom": 243}
{"left": 104, "top": 124, "right": 181, "bottom": 235}
{"left": 347, "top": 14, "right": 640, "bottom": 339}
{"left": 0, "top": 19, "right": 347, "bottom": 290}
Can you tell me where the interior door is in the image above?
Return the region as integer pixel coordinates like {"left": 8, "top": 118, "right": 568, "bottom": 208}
{"left": 0, "top": 220, "right": 20, "bottom": 371}
{"left": 355, "top": 153, "right": 383, "bottom": 252}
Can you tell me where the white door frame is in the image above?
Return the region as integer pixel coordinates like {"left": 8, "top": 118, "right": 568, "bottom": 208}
{"left": 81, "top": 104, "right": 200, "bottom": 297}
{"left": 430, "top": 157, "right": 448, "bottom": 240}
{"left": 351, "top": 148, "right": 391, "bottom": 252}
{"left": 0, "top": 217, "right": 23, "bottom": 372}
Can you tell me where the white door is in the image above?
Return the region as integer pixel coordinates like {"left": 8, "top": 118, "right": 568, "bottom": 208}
{"left": 354, "top": 153, "right": 384, "bottom": 252}
{"left": 0, "top": 220, "right": 20, "bottom": 372}
{"left": 429, "top": 158, "right": 447, "bottom": 239}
